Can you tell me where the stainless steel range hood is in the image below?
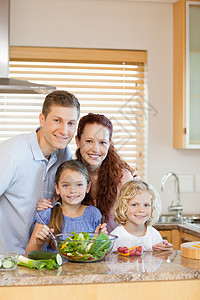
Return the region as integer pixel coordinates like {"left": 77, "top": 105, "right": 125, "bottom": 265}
{"left": 0, "top": 0, "right": 55, "bottom": 94}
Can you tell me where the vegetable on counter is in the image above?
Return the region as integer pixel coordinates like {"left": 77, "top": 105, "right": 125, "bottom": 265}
{"left": 58, "top": 231, "right": 111, "bottom": 262}
{"left": 117, "top": 246, "right": 143, "bottom": 257}
{"left": 28, "top": 251, "right": 62, "bottom": 266}
{"left": 17, "top": 255, "right": 61, "bottom": 270}
{"left": 0, "top": 257, "right": 16, "bottom": 270}
{"left": 0, "top": 253, "right": 19, "bottom": 271}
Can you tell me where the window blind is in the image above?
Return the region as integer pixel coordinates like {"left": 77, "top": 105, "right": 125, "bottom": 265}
{"left": 0, "top": 47, "right": 147, "bottom": 177}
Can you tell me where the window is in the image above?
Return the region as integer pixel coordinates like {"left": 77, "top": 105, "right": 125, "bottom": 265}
{"left": 0, "top": 47, "right": 147, "bottom": 177}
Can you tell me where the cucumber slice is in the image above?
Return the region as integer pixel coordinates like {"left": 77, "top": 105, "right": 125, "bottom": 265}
{"left": 2, "top": 259, "right": 14, "bottom": 269}
{"left": 55, "top": 254, "right": 62, "bottom": 266}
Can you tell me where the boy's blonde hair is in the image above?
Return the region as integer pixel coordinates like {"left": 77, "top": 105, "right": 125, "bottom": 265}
{"left": 114, "top": 180, "right": 161, "bottom": 226}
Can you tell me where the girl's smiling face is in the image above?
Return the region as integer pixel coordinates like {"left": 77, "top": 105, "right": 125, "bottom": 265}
{"left": 126, "top": 191, "right": 152, "bottom": 227}
{"left": 76, "top": 123, "right": 110, "bottom": 170}
{"left": 55, "top": 169, "right": 90, "bottom": 206}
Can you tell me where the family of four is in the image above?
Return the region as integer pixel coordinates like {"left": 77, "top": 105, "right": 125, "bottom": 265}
{"left": 0, "top": 90, "right": 172, "bottom": 256}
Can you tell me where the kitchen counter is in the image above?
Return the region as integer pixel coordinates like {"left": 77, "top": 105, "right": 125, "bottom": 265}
{"left": 0, "top": 251, "right": 200, "bottom": 300}
{"left": 0, "top": 251, "right": 200, "bottom": 287}
{"left": 1, "top": 222, "right": 200, "bottom": 300}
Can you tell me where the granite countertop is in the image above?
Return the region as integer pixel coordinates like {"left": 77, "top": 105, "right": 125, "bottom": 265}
{"left": 0, "top": 250, "right": 200, "bottom": 287}
{"left": 1, "top": 223, "right": 200, "bottom": 287}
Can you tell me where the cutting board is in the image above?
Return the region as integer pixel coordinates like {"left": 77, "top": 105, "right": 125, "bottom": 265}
{"left": 181, "top": 241, "right": 200, "bottom": 259}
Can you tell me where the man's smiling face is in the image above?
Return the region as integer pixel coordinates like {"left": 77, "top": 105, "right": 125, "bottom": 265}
{"left": 39, "top": 105, "right": 78, "bottom": 157}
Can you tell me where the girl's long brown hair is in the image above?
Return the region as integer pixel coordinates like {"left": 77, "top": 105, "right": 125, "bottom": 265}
{"left": 76, "top": 113, "right": 136, "bottom": 220}
{"left": 47, "top": 160, "right": 90, "bottom": 248}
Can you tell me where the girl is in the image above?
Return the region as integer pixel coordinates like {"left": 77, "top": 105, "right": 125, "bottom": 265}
{"left": 26, "top": 160, "right": 107, "bottom": 254}
{"left": 110, "top": 180, "right": 173, "bottom": 252}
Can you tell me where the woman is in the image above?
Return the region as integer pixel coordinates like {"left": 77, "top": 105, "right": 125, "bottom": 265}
{"left": 75, "top": 113, "right": 139, "bottom": 232}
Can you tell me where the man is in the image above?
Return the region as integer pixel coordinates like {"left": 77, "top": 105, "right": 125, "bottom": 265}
{"left": 0, "top": 90, "right": 80, "bottom": 254}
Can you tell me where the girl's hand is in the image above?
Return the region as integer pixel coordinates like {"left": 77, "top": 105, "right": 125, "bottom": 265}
{"left": 152, "top": 239, "right": 173, "bottom": 251}
{"left": 37, "top": 198, "right": 53, "bottom": 211}
{"left": 35, "top": 225, "right": 54, "bottom": 245}
{"left": 95, "top": 223, "right": 108, "bottom": 235}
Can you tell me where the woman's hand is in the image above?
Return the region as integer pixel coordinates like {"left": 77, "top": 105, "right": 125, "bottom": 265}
{"left": 95, "top": 223, "right": 108, "bottom": 235}
{"left": 37, "top": 198, "right": 53, "bottom": 211}
{"left": 152, "top": 239, "right": 173, "bottom": 251}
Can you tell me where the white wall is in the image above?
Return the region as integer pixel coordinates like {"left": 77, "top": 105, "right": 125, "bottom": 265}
{"left": 10, "top": 0, "right": 200, "bottom": 215}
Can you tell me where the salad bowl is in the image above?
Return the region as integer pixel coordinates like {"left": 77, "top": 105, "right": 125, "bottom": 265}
{"left": 55, "top": 232, "right": 117, "bottom": 262}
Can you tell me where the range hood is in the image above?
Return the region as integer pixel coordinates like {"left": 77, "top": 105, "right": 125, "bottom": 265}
{"left": 0, "top": 0, "right": 55, "bottom": 94}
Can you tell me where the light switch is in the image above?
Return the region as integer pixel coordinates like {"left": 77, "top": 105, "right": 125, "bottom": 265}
{"left": 178, "top": 175, "right": 194, "bottom": 193}
{"left": 195, "top": 175, "right": 200, "bottom": 192}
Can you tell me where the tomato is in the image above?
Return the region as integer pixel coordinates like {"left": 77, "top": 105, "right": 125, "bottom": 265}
{"left": 123, "top": 249, "right": 129, "bottom": 254}
{"left": 134, "top": 250, "right": 141, "bottom": 256}
{"left": 117, "top": 247, "right": 124, "bottom": 253}
{"left": 129, "top": 250, "right": 136, "bottom": 256}
{"left": 137, "top": 246, "right": 143, "bottom": 253}
{"left": 118, "top": 246, "right": 130, "bottom": 256}
{"left": 117, "top": 246, "right": 128, "bottom": 254}
{"left": 122, "top": 246, "right": 128, "bottom": 252}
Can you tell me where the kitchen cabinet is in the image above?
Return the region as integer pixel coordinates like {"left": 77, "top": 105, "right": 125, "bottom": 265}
{"left": 157, "top": 224, "right": 200, "bottom": 250}
{"left": 173, "top": 0, "right": 200, "bottom": 148}
{"left": 158, "top": 230, "right": 172, "bottom": 242}
{"left": 181, "top": 231, "right": 200, "bottom": 243}
{"left": 1, "top": 280, "right": 200, "bottom": 300}
{"left": 158, "top": 229, "right": 180, "bottom": 250}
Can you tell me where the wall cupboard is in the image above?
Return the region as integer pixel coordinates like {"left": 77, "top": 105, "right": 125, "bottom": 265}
{"left": 173, "top": 0, "right": 200, "bottom": 148}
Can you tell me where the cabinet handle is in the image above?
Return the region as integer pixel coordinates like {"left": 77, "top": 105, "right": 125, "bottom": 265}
{"left": 162, "top": 236, "right": 168, "bottom": 240}
{"left": 181, "top": 237, "right": 193, "bottom": 243}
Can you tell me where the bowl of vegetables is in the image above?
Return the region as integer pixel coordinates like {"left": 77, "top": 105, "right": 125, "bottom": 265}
{"left": 0, "top": 252, "right": 19, "bottom": 271}
{"left": 55, "top": 231, "right": 117, "bottom": 262}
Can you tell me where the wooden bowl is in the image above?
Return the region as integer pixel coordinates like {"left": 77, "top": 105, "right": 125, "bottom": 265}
{"left": 181, "top": 241, "right": 200, "bottom": 259}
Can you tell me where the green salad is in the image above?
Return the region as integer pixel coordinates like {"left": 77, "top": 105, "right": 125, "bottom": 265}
{"left": 58, "top": 232, "right": 111, "bottom": 262}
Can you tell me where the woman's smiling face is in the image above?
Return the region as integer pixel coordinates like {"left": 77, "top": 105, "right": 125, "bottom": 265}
{"left": 76, "top": 123, "right": 110, "bottom": 170}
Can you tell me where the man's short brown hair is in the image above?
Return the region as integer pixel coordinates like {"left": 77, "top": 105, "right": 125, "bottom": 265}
{"left": 42, "top": 90, "right": 80, "bottom": 118}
